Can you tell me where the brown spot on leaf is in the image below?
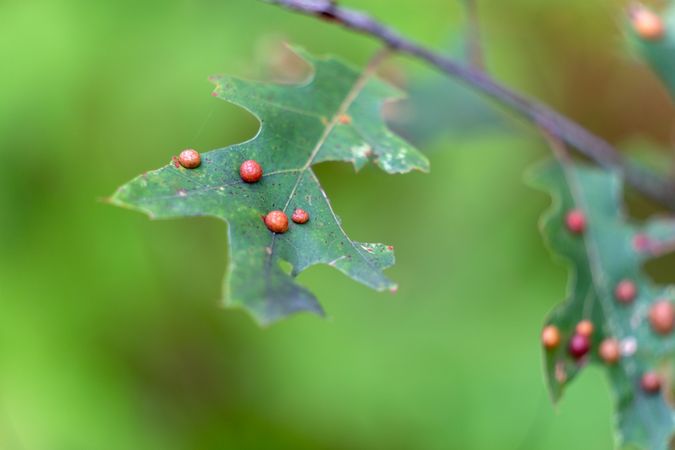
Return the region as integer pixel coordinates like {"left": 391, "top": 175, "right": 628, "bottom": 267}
{"left": 337, "top": 114, "right": 352, "bottom": 125}
{"left": 555, "top": 361, "right": 567, "bottom": 384}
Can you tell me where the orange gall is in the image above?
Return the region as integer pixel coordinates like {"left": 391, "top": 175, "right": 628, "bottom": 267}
{"left": 576, "top": 320, "right": 594, "bottom": 337}
{"left": 264, "top": 210, "right": 289, "bottom": 234}
{"left": 599, "top": 338, "right": 621, "bottom": 365}
{"left": 632, "top": 7, "right": 665, "bottom": 41}
{"left": 541, "top": 325, "right": 561, "bottom": 350}
{"left": 291, "top": 208, "right": 310, "bottom": 224}
{"left": 178, "top": 149, "right": 201, "bottom": 169}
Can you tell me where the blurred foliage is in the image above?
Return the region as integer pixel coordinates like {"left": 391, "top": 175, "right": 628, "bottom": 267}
{"left": 1, "top": 0, "right": 674, "bottom": 449}
{"left": 532, "top": 160, "right": 675, "bottom": 449}
{"left": 388, "top": 25, "right": 511, "bottom": 147}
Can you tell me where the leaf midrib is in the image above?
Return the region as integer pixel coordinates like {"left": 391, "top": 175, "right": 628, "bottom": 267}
{"left": 263, "top": 52, "right": 388, "bottom": 293}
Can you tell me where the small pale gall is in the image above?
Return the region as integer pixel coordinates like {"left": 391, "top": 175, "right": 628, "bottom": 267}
{"left": 178, "top": 149, "right": 201, "bottom": 169}
{"left": 337, "top": 114, "right": 352, "bottom": 125}
{"left": 633, "top": 234, "right": 651, "bottom": 252}
{"left": 599, "top": 338, "right": 621, "bottom": 365}
{"left": 575, "top": 320, "right": 594, "bottom": 337}
{"left": 264, "top": 210, "right": 289, "bottom": 234}
{"left": 632, "top": 7, "right": 665, "bottom": 41}
{"left": 292, "top": 208, "right": 310, "bottom": 224}
{"left": 240, "top": 160, "right": 263, "bottom": 183}
{"left": 568, "top": 334, "right": 590, "bottom": 360}
{"left": 541, "top": 325, "right": 561, "bottom": 350}
{"left": 565, "top": 209, "right": 586, "bottom": 234}
{"left": 615, "top": 279, "right": 637, "bottom": 304}
{"left": 641, "top": 372, "right": 662, "bottom": 394}
{"left": 649, "top": 300, "right": 675, "bottom": 335}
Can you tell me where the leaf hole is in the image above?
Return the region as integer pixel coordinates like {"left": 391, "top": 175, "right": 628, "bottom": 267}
{"left": 277, "top": 259, "right": 293, "bottom": 276}
{"left": 644, "top": 251, "right": 675, "bottom": 285}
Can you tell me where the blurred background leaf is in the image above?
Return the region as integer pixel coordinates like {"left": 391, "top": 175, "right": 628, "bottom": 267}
{"left": 531, "top": 160, "right": 675, "bottom": 450}
{"left": 386, "top": 28, "right": 512, "bottom": 148}
{"left": 626, "top": 2, "right": 675, "bottom": 102}
{"left": 1, "top": 0, "right": 674, "bottom": 449}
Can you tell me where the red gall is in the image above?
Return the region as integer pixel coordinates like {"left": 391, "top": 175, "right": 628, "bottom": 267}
{"left": 240, "top": 160, "right": 263, "bottom": 183}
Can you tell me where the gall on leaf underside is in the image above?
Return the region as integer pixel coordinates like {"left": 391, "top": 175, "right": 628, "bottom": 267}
{"left": 110, "top": 47, "right": 429, "bottom": 325}
{"left": 530, "top": 160, "right": 675, "bottom": 450}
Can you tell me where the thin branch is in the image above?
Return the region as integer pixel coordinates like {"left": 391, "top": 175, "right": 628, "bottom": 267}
{"left": 264, "top": 0, "right": 675, "bottom": 209}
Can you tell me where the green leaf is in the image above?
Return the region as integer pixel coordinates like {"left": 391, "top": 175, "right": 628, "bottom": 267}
{"left": 626, "top": 4, "right": 675, "bottom": 100}
{"left": 529, "top": 160, "right": 675, "bottom": 450}
{"left": 109, "top": 48, "right": 428, "bottom": 325}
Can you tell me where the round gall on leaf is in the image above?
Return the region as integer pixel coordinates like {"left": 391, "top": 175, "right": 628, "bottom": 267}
{"left": 615, "top": 279, "right": 637, "bottom": 304}
{"left": 641, "top": 372, "right": 662, "bottom": 394}
{"left": 575, "top": 320, "right": 594, "bottom": 337}
{"left": 568, "top": 334, "right": 590, "bottom": 360}
{"left": 599, "top": 339, "right": 621, "bottom": 365}
{"left": 240, "top": 160, "right": 263, "bottom": 183}
{"left": 633, "top": 234, "right": 652, "bottom": 252}
{"left": 541, "top": 325, "right": 561, "bottom": 350}
{"left": 565, "top": 209, "right": 586, "bottom": 234}
{"left": 178, "top": 149, "right": 201, "bottom": 169}
{"left": 264, "top": 210, "right": 289, "bottom": 234}
{"left": 632, "top": 7, "right": 665, "bottom": 41}
{"left": 292, "top": 208, "right": 310, "bottom": 224}
{"left": 649, "top": 300, "right": 675, "bottom": 335}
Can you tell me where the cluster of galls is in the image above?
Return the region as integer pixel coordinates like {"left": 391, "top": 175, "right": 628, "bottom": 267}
{"left": 539, "top": 209, "right": 675, "bottom": 395}
{"left": 177, "top": 150, "right": 310, "bottom": 234}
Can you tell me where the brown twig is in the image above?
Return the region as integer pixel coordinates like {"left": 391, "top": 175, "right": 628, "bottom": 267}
{"left": 264, "top": 0, "right": 675, "bottom": 209}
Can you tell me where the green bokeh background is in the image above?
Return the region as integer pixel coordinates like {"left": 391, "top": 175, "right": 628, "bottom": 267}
{"left": 1, "top": 0, "right": 673, "bottom": 449}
